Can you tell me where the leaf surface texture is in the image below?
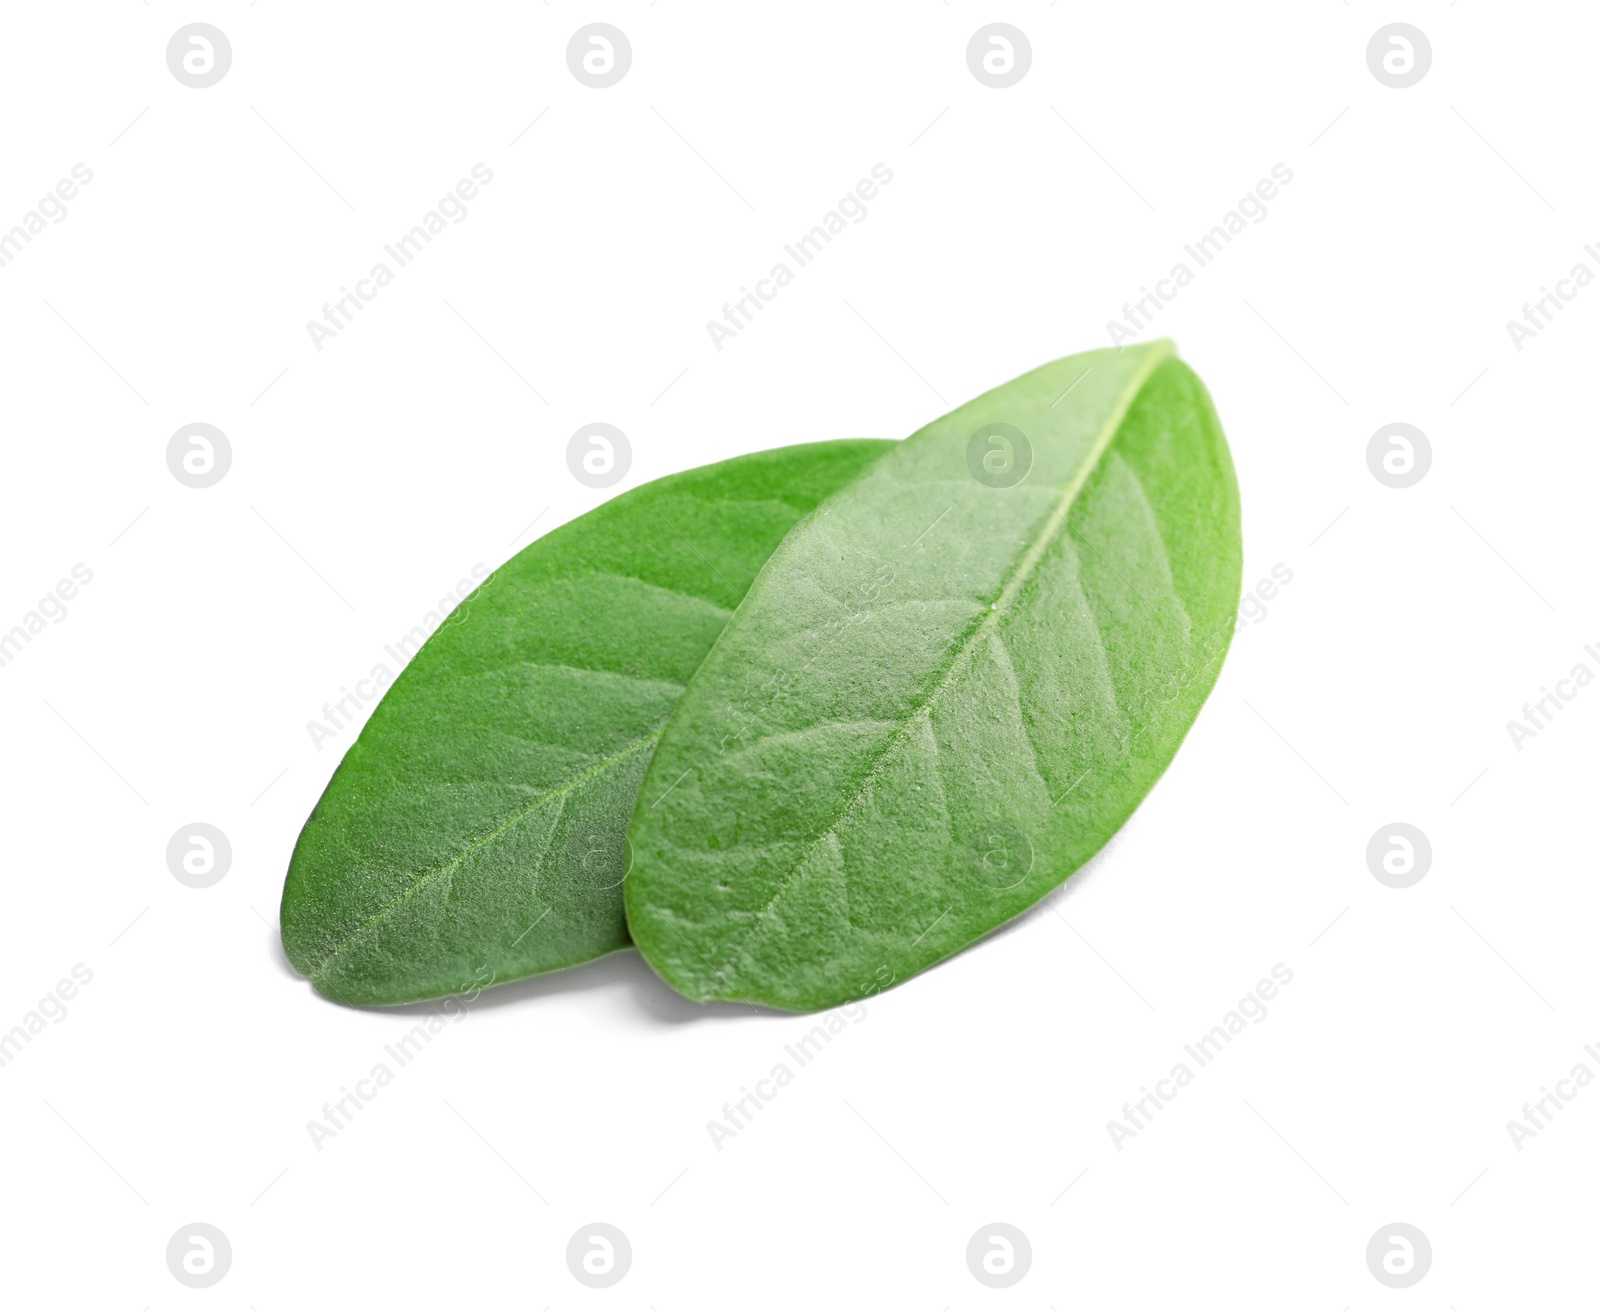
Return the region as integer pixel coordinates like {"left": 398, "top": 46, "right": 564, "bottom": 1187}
{"left": 625, "top": 344, "right": 1241, "bottom": 1011}
{"left": 281, "top": 439, "right": 894, "bottom": 1005}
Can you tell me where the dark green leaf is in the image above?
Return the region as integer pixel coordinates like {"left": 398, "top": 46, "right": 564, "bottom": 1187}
{"left": 625, "top": 343, "right": 1241, "bottom": 1011}
{"left": 281, "top": 439, "right": 894, "bottom": 1005}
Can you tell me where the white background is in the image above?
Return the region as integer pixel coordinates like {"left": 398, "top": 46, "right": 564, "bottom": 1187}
{"left": 0, "top": 2, "right": 1593, "bottom": 1307}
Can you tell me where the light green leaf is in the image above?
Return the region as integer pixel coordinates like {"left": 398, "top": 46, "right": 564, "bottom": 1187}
{"left": 281, "top": 439, "right": 894, "bottom": 1005}
{"left": 625, "top": 343, "right": 1241, "bottom": 1011}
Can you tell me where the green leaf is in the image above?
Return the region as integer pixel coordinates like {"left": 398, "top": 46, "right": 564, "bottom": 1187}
{"left": 281, "top": 439, "right": 894, "bottom": 1005}
{"left": 625, "top": 342, "right": 1241, "bottom": 1011}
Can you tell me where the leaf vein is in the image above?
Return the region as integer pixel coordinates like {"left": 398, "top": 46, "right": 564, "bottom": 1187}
{"left": 711, "top": 347, "right": 1175, "bottom": 989}
{"left": 310, "top": 730, "right": 660, "bottom": 983}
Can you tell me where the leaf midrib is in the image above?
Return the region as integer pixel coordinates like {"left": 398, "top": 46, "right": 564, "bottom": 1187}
{"left": 704, "top": 344, "right": 1175, "bottom": 992}
{"left": 310, "top": 729, "right": 661, "bottom": 985}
